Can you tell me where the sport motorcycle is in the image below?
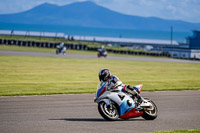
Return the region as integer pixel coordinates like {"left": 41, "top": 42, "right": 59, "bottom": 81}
{"left": 56, "top": 45, "right": 66, "bottom": 55}
{"left": 94, "top": 82, "right": 158, "bottom": 121}
{"left": 97, "top": 49, "right": 107, "bottom": 58}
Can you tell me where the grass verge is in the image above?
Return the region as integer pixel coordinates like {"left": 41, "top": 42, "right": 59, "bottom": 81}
{"left": 155, "top": 129, "right": 200, "bottom": 133}
{"left": 0, "top": 54, "right": 199, "bottom": 96}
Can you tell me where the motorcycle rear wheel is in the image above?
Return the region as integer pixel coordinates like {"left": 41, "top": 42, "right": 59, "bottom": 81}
{"left": 142, "top": 98, "right": 158, "bottom": 120}
{"left": 98, "top": 101, "right": 119, "bottom": 121}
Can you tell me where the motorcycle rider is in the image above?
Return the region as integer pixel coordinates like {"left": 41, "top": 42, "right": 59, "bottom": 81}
{"left": 56, "top": 42, "right": 66, "bottom": 55}
{"left": 59, "top": 42, "right": 66, "bottom": 51}
{"left": 98, "top": 68, "right": 143, "bottom": 103}
{"left": 99, "top": 45, "right": 105, "bottom": 52}
{"left": 98, "top": 45, "right": 107, "bottom": 54}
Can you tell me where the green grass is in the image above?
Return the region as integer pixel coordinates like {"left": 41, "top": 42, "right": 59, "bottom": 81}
{"left": 0, "top": 44, "right": 96, "bottom": 55}
{"left": 155, "top": 129, "right": 200, "bottom": 133}
{"left": 0, "top": 45, "right": 55, "bottom": 53}
{"left": 0, "top": 54, "right": 200, "bottom": 96}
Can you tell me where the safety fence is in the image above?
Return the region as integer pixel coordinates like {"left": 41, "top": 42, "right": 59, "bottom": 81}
{"left": 0, "top": 39, "right": 170, "bottom": 57}
{"left": 0, "top": 39, "right": 88, "bottom": 50}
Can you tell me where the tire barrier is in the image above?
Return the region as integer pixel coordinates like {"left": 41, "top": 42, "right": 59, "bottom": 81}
{"left": 0, "top": 39, "right": 170, "bottom": 57}
{"left": 0, "top": 39, "right": 88, "bottom": 50}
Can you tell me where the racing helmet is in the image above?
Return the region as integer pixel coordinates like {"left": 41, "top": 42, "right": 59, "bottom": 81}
{"left": 99, "top": 69, "right": 111, "bottom": 82}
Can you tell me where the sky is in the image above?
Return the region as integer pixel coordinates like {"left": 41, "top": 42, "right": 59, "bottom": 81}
{"left": 0, "top": 0, "right": 200, "bottom": 23}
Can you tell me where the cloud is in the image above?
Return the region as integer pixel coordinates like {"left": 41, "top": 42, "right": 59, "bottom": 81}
{"left": 0, "top": 0, "right": 200, "bottom": 23}
{"left": 167, "top": 5, "right": 177, "bottom": 14}
{"left": 97, "top": 0, "right": 200, "bottom": 23}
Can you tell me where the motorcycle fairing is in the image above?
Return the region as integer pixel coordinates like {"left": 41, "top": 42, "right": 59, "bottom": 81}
{"left": 107, "top": 92, "right": 133, "bottom": 107}
{"left": 99, "top": 91, "right": 136, "bottom": 116}
{"left": 119, "top": 100, "right": 135, "bottom": 116}
{"left": 120, "top": 108, "right": 143, "bottom": 119}
{"left": 95, "top": 82, "right": 108, "bottom": 102}
{"left": 95, "top": 83, "right": 145, "bottom": 118}
{"left": 133, "top": 84, "right": 143, "bottom": 94}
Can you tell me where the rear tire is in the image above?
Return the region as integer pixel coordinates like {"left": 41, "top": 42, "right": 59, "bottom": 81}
{"left": 142, "top": 98, "right": 158, "bottom": 120}
{"left": 98, "top": 101, "right": 119, "bottom": 121}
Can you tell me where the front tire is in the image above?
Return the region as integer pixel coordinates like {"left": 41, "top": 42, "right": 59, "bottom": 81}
{"left": 142, "top": 99, "right": 158, "bottom": 120}
{"left": 97, "top": 53, "right": 100, "bottom": 58}
{"left": 98, "top": 101, "right": 119, "bottom": 121}
{"left": 56, "top": 49, "right": 59, "bottom": 54}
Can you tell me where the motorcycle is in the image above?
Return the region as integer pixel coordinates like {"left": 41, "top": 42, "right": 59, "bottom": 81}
{"left": 97, "top": 49, "right": 107, "bottom": 58}
{"left": 94, "top": 82, "right": 158, "bottom": 121}
{"left": 56, "top": 45, "right": 66, "bottom": 55}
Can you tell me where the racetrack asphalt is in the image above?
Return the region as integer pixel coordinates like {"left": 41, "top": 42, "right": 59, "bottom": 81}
{"left": 0, "top": 90, "right": 200, "bottom": 133}
{"left": 0, "top": 51, "right": 200, "bottom": 133}
{"left": 0, "top": 50, "right": 200, "bottom": 64}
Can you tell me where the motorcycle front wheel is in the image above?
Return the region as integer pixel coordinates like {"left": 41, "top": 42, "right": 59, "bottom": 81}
{"left": 56, "top": 49, "right": 59, "bottom": 54}
{"left": 142, "top": 98, "right": 158, "bottom": 120}
{"left": 98, "top": 101, "right": 119, "bottom": 121}
{"left": 97, "top": 53, "right": 100, "bottom": 58}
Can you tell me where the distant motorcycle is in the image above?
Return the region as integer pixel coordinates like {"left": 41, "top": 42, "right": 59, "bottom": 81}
{"left": 56, "top": 45, "right": 66, "bottom": 55}
{"left": 97, "top": 49, "right": 107, "bottom": 58}
{"left": 94, "top": 82, "right": 158, "bottom": 121}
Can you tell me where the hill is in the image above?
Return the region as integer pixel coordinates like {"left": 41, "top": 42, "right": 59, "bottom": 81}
{"left": 0, "top": 1, "right": 199, "bottom": 31}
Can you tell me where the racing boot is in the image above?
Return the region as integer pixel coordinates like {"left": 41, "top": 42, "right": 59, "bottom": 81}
{"left": 125, "top": 85, "right": 143, "bottom": 107}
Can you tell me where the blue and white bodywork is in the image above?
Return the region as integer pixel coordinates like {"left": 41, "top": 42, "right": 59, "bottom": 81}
{"left": 95, "top": 83, "right": 135, "bottom": 116}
